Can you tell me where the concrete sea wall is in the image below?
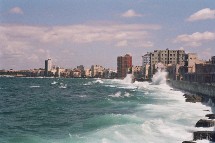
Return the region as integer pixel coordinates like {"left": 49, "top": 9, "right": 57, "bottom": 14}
{"left": 167, "top": 80, "right": 215, "bottom": 97}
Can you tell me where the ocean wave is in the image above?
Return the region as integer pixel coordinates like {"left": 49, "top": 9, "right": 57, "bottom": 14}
{"left": 108, "top": 91, "right": 132, "bottom": 98}
{"left": 29, "top": 85, "right": 40, "bottom": 88}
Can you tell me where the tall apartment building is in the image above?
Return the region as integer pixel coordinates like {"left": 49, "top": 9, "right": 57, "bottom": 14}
{"left": 45, "top": 59, "right": 52, "bottom": 77}
{"left": 149, "top": 49, "right": 186, "bottom": 78}
{"left": 142, "top": 52, "right": 150, "bottom": 67}
{"left": 117, "top": 54, "right": 132, "bottom": 79}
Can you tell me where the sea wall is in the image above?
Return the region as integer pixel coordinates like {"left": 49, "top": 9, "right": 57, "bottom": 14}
{"left": 167, "top": 80, "right": 215, "bottom": 97}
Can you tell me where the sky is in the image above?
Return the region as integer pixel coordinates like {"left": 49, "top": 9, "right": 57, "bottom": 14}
{"left": 0, "top": 0, "right": 215, "bottom": 70}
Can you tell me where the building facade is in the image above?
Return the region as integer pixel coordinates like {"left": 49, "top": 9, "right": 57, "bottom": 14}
{"left": 185, "top": 53, "right": 205, "bottom": 73}
{"left": 184, "top": 63, "right": 215, "bottom": 83}
{"left": 117, "top": 54, "right": 132, "bottom": 79}
{"left": 142, "top": 52, "right": 150, "bottom": 67}
{"left": 211, "top": 56, "right": 215, "bottom": 64}
{"left": 132, "top": 66, "right": 143, "bottom": 79}
{"left": 85, "top": 69, "right": 91, "bottom": 78}
{"left": 77, "top": 65, "right": 85, "bottom": 77}
{"left": 45, "top": 59, "right": 52, "bottom": 77}
{"left": 91, "top": 65, "right": 105, "bottom": 78}
{"left": 149, "top": 49, "right": 186, "bottom": 78}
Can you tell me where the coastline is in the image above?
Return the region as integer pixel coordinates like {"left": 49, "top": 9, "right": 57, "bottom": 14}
{"left": 167, "top": 80, "right": 215, "bottom": 142}
{"left": 167, "top": 80, "right": 215, "bottom": 97}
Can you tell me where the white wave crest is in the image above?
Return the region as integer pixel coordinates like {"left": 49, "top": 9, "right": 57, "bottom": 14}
{"left": 29, "top": 85, "right": 40, "bottom": 88}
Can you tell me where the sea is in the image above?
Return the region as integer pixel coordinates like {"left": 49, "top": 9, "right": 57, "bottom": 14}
{"left": 0, "top": 75, "right": 214, "bottom": 143}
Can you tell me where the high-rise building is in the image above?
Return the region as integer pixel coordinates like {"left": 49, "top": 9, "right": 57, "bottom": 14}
{"left": 142, "top": 52, "right": 150, "bottom": 67}
{"left": 150, "top": 49, "right": 185, "bottom": 66}
{"left": 45, "top": 59, "right": 52, "bottom": 77}
{"left": 117, "top": 54, "right": 132, "bottom": 79}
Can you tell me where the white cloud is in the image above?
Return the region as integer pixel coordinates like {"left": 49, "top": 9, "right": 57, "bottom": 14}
{"left": 187, "top": 8, "right": 215, "bottom": 22}
{"left": 121, "top": 9, "right": 142, "bottom": 18}
{"left": 0, "top": 23, "right": 160, "bottom": 69}
{"left": 9, "top": 7, "right": 24, "bottom": 15}
{"left": 174, "top": 31, "right": 215, "bottom": 47}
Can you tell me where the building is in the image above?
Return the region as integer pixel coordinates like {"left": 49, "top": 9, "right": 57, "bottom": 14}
{"left": 77, "top": 65, "right": 85, "bottom": 77}
{"left": 132, "top": 66, "right": 143, "bottom": 79}
{"left": 142, "top": 52, "right": 150, "bottom": 67}
{"left": 103, "top": 69, "right": 117, "bottom": 79}
{"left": 149, "top": 49, "right": 186, "bottom": 78}
{"left": 55, "top": 67, "right": 65, "bottom": 77}
{"left": 184, "top": 63, "right": 215, "bottom": 83}
{"left": 185, "top": 53, "right": 205, "bottom": 73}
{"left": 142, "top": 64, "right": 150, "bottom": 79}
{"left": 211, "top": 56, "right": 215, "bottom": 64}
{"left": 45, "top": 59, "right": 52, "bottom": 77}
{"left": 85, "top": 69, "right": 91, "bottom": 78}
{"left": 91, "top": 65, "right": 105, "bottom": 78}
{"left": 117, "top": 54, "right": 132, "bottom": 79}
{"left": 72, "top": 68, "right": 82, "bottom": 78}
{"left": 150, "top": 49, "right": 185, "bottom": 66}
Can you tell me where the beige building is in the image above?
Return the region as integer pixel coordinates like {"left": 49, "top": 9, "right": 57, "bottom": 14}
{"left": 132, "top": 66, "right": 143, "bottom": 79}
{"left": 91, "top": 65, "right": 105, "bottom": 78}
{"left": 72, "top": 69, "right": 81, "bottom": 78}
{"left": 85, "top": 68, "right": 91, "bottom": 78}
{"left": 150, "top": 49, "right": 185, "bottom": 66}
{"left": 142, "top": 64, "right": 150, "bottom": 79}
{"left": 186, "top": 53, "right": 205, "bottom": 73}
{"left": 149, "top": 49, "right": 186, "bottom": 78}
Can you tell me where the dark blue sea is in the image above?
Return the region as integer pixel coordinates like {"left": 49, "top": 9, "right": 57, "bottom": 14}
{"left": 0, "top": 77, "right": 212, "bottom": 143}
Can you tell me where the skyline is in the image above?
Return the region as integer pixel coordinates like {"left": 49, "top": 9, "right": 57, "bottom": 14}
{"left": 0, "top": 0, "right": 215, "bottom": 70}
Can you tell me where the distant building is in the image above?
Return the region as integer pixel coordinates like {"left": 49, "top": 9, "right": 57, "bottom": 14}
{"left": 142, "top": 52, "right": 150, "bottom": 67}
{"left": 77, "top": 65, "right": 85, "bottom": 77}
{"left": 103, "top": 69, "right": 117, "bottom": 79}
{"left": 72, "top": 68, "right": 82, "bottom": 78}
{"left": 91, "top": 65, "right": 105, "bottom": 78}
{"left": 212, "top": 56, "right": 215, "bottom": 64}
{"left": 142, "top": 64, "right": 150, "bottom": 79}
{"left": 185, "top": 53, "right": 205, "bottom": 73}
{"left": 45, "top": 59, "right": 52, "bottom": 77}
{"left": 85, "top": 69, "right": 91, "bottom": 78}
{"left": 117, "top": 54, "right": 132, "bottom": 79}
{"left": 149, "top": 49, "right": 186, "bottom": 78}
{"left": 184, "top": 63, "right": 215, "bottom": 83}
{"left": 55, "top": 67, "right": 65, "bottom": 77}
{"left": 132, "top": 66, "right": 143, "bottom": 79}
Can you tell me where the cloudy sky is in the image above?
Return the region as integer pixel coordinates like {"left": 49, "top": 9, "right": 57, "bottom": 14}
{"left": 0, "top": 0, "right": 215, "bottom": 70}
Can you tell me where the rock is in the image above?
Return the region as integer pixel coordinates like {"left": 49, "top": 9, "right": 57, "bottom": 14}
{"left": 193, "top": 131, "right": 215, "bottom": 141}
{"left": 205, "top": 114, "right": 215, "bottom": 119}
{"left": 195, "top": 119, "right": 215, "bottom": 127}
{"left": 203, "top": 110, "right": 210, "bottom": 112}
{"left": 183, "top": 94, "right": 203, "bottom": 103}
{"left": 182, "top": 141, "right": 196, "bottom": 143}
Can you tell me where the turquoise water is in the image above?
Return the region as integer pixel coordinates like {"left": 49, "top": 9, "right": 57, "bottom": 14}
{"left": 0, "top": 77, "right": 212, "bottom": 143}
